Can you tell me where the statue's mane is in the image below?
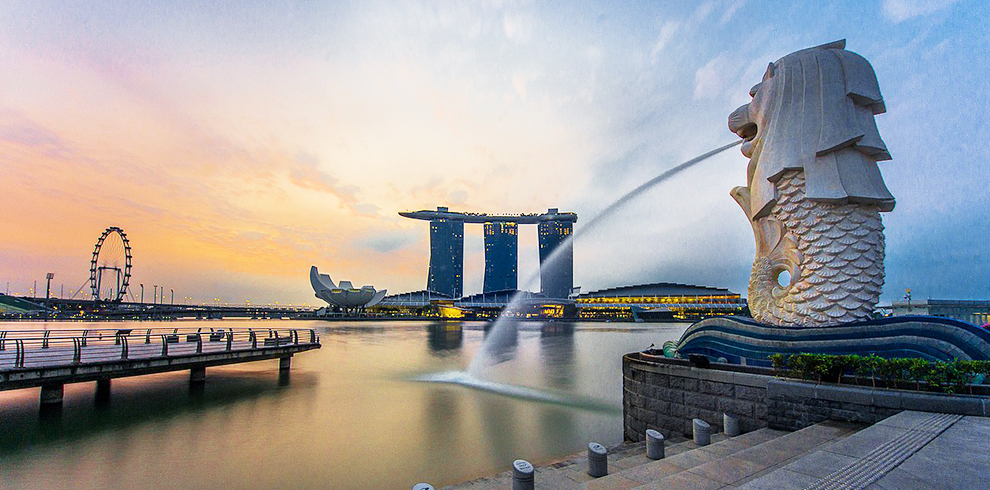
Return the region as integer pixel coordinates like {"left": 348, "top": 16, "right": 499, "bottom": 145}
{"left": 748, "top": 40, "right": 895, "bottom": 218}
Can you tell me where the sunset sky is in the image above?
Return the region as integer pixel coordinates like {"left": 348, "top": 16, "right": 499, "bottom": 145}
{"left": 1, "top": 0, "right": 987, "bottom": 305}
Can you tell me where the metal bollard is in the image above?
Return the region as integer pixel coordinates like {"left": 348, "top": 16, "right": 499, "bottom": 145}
{"left": 646, "top": 429, "right": 665, "bottom": 459}
{"left": 587, "top": 442, "right": 608, "bottom": 477}
{"left": 724, "top": 413, "right": 741, "bottom": 437}
{"left": 512, "top": 459, "right": 534, "bottom": 490}
{"left": 693, "top": 418, "right": 711, "bottom": 446}
{"left": 411, "top": 484, "right": 434, "bottom": 490}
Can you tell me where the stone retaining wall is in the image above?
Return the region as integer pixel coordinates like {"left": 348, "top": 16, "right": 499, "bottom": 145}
{"left": 623, "top": 353, "right": 990, "bottom": 441}
{"left": 623, "top": 355, "right": 769, "bottom": 441}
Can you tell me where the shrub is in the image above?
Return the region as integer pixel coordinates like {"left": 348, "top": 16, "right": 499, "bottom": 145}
{"left": 769, "top": 353, "right": 990, "bottom": 394}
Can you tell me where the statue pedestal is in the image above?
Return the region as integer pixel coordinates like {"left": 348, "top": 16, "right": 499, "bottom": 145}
{"left": 676, "top": 315, "right": 990, "bottom": 365}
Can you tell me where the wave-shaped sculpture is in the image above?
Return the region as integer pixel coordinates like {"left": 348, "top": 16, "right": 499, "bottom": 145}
{"left": 676, "top": 316, "right": 990, "bottom": 365}
{"left": 309, "top": 266, "right": 386, "bottom": 309}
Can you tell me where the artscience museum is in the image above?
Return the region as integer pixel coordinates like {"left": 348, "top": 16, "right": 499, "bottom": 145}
{"left": 309, "top": 266, "right": 386, "bottom": 313}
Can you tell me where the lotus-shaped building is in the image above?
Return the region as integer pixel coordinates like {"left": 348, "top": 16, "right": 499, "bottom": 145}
{"left": 310, "top": 266, "right": 387, "bottom": 312}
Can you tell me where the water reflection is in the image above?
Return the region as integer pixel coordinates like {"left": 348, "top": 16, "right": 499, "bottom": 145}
{"left": 480, "top": 320, "right": 518, "bottom": 365}
{"left": 540, "top": 323, "right": 576, "bottom": 389}
{"left": 426, "top": 322, "right": 463, "bottom": 354}
{"left": 0, "top": 369, "right": 317, "bottom": 456}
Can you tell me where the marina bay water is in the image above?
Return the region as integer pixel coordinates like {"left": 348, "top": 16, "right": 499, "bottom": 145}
{"left": 0, "top": 319, "right": 686, "bottom": 490}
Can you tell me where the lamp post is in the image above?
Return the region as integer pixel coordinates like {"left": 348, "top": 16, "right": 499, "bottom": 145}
{"left": 44, "top": 273, "right": 54, "bottom": 321}
{"left": 170, "top": 288, "right": 174, "bottom": 306}
{"left": 140, "top": 284, "right": 144, "bottom": 304}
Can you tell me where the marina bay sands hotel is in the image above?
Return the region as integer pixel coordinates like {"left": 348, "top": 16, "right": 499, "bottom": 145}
{"left": 399, "top": 207, "right": 577, "bottom": 299}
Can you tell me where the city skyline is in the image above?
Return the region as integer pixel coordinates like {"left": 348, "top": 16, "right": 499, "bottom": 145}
{"left": 2, "top": 0, "right": 988, "bottom": 304}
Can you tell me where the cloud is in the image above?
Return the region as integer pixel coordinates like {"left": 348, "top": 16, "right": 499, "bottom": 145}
{"left": 502, "top": 11, "right": 532, "bottom": 43}
{"left": 0, "top": 116, "right": 74, "bottom": 160}
{"left": 693, "top": 54, "right": 734, "bottom": 100}
{"left": 288, "top": 152, "right": 379, "bottom": 216}
{"left": 650, "top": 21, "right": 680, "bottom": 61}
{"left": 357, "top": 229, "right": 418, "bottom": 253}
{"left": 880, "top": 0, "right": 960, "bottom": 22}
{"left": 512, "top": 74, "right": 527, "bottom": 99}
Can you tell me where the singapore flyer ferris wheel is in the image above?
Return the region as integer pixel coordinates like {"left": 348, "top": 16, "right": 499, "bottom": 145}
{"left": 89, "top": 226, "right": 132, "bottom": 302}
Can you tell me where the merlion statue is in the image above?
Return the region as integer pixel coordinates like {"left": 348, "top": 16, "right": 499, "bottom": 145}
{"left": 727, "top": 40, "right": 894, "bottom": 327}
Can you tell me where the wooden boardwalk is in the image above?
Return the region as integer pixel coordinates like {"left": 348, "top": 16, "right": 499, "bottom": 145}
{"left": 0, "top": 327, "right": 320, "bottom": 406}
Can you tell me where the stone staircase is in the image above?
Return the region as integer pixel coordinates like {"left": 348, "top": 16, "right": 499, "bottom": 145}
{"left": 442, "top": 420, "right": 861, "bottom": 489}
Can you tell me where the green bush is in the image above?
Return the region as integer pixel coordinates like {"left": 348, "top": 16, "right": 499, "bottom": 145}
{"left": 769, "top": 353, "right": 990, "bottom": 394}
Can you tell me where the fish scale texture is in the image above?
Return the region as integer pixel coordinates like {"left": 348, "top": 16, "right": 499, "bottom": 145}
{"left": 750, "top": 170, "right": 885, "bottom": 326}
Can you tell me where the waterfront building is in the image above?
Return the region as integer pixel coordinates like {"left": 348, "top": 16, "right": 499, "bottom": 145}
{"left": 309, "top": 266, "right": 386, "bottom": 314}
{"left": 400, "top": 207, "right": 577, "bottom": 299}
{"left": 538, "top": 209, "right": 573, "bottom": 299}
{"left": 575, "top": 283, "right": 747, "bottom": 321}
{"left": 484, "top": 222, "right": 518, "bottom": 292}
{"left": 427, "top": 207, "right": 464, "bottom": 299}
{"left": 891, "top": 299, "right": 990, "bottom": 327}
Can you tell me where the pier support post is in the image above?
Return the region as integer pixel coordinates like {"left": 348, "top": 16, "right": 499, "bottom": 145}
{"left": 96, "top": 378, "right": 111, "bottom": 403}
{"left": 646, "top": 429, "right": 665, "bottom": 459}
{"left": 190, "top": 365, "right": 206, "bottom": 383}
{"left": 40, "top": 382, "right": 64, "bottom": 406}
{"left": 279, "top": 356, "right": 292, "bottom": 371}
{"left": 587, "top": 442, "right": 608, "bottom": 477}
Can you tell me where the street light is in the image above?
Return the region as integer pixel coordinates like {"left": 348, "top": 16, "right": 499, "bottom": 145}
{"left": 170, "top": 288, "right": 174, "bottom": 306}
{"left": 140, "top": 284, "right": 144, "bottom": 304}
{"left": 45, "top": 273, "right": 54, "bottom": 321}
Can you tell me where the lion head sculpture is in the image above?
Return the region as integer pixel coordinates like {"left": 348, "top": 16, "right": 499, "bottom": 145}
{"left": 728, "top": 39, "right": 895, "bottom": 220}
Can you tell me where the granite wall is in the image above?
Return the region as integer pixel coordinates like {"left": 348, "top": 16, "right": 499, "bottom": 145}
{"left": 623, "top": 353, "right": 990, "bottom": 441}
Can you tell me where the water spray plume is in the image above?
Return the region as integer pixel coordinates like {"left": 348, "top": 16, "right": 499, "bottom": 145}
{"left": 468, "top": 140, "right": 742, "bottom": 375}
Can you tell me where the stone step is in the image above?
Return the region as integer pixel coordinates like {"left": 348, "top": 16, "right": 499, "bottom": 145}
{"left": 441, "top": 420, "right": 861, "bottom": 490}
{"left": 439, "top": 439, "right": 689, "bottom": 490}
{"left": 576, "top": 427, "right": 788, "bottom": 490}
{"left": 623, "top": 421, "right": 861, "bottom": 490}
{"left": 734, "top": 411, "right": 963, "bottom": 490}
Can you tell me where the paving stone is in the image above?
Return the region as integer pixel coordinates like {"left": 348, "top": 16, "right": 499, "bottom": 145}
{"left": 820, "top": 424, "right": 910, "bottom": 460}
{"left": 662, "top": 446, "right": 722, "bottom": 469}
{"left": 686, "top": 455, "right": 767, "bottom": 485}
{"left": 732, "top": 468, "right": 819, "bottom": 490}
{"left": 779, "top": 449, "right": 858, "bottom": 479}
{"left": 873, "top": 410, "right": 947, "bottom": 432}
{"left": 870, "top": 467, "right": 951, "bottom": 490}
{"left": 558, "top": 467, "right": 595, "bottom": 484}
{"left": 733, "top": 442, "right": 802, "bottom": 469}
{"left": 612, "top": 453, "right": 651, "bottom": 470}
{"left": 619, "top": 460, "right": 687, "bottom": 483}
{"left": 579, "top": 473, "right": 641, "bottom": 490}
{"left": 634, "top": 470, "right": 725, "bottom": 490}
{"left": 696, "top": 437, "right": 752, "bottom": 458}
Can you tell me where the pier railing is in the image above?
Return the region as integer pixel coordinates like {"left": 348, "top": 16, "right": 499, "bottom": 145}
{"left": 0, "top": 327, "right": 320, "bottom": 370}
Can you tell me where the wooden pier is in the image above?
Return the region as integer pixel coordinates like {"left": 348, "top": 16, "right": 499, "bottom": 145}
{"left": 0, "top": 327, "right": 320, "bottom": 407}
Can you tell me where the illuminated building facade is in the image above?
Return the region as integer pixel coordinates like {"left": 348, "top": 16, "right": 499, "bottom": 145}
{"left": 890, "top": 299, "right": 990, "bottom": 327}
{"left": 427, "top": 207, "right": 464, "bottom": 298}
{"left": 400, "top": 207, "right": 577, "bottom": 299}
{"left": 538, "top": 209, "right": 573, "bottom": 299}
{"left": 575, "top": 283, "right": 748, "bottom": 321}
{"left": 484, "top": 222, "right": 518, "bottom": 292}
